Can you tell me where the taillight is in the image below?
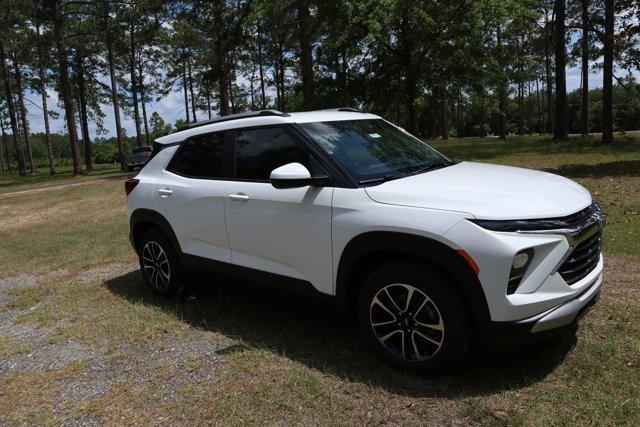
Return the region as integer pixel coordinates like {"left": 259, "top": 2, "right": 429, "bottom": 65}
{"left": 125, "top": 178, "right": 140, "bottom": 196}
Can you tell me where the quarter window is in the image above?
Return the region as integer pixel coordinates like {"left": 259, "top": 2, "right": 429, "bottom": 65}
{"left": 168, "top": 132, "right": 225, "bottom": 178}
{"left": 235, "top": 127, "right": 312, "bottom": 181}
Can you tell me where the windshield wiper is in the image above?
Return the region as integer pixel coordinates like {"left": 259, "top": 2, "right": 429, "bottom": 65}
{"left": 358, "top": 174, "right": 403, "bottom": 185}
{"left": 409, "top": 162, "right": 449, "bottom": 175}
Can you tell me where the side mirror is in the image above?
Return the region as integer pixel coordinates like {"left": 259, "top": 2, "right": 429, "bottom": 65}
{"left": 270, "top": 162, "right": 331, "bottom": 189}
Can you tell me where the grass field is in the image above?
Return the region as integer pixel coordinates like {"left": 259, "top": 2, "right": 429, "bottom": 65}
{"left": 0, "top": 135, "right": 638, "bottom": 424}
{"left": 0, "top": 163, "right": 122, "bottom": 195}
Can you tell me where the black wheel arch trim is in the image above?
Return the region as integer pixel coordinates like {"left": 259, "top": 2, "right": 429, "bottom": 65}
{"left": 335, "top": 231, "right": 493, "bottom": 340}
{"left": 129, "top": 208, "right": 182, "bottom": 254}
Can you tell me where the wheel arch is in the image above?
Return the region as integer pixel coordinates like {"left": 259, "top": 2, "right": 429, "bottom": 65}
{"left": 129, "top": 208, "right": 182, "bottom": 254}
{"left": 335, "top": 231, "right": 491, "bottom": 333}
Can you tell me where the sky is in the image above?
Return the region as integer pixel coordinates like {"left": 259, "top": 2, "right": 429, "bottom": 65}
{"left": 21, "top": 65, "right": 640, "bottom": 140}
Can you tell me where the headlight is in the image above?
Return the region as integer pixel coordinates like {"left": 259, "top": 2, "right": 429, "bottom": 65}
{"left": 469, "top": 202, "right": 602, "bottom": 232}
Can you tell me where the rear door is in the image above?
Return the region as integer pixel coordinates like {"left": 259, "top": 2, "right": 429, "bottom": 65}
{"left": 224, "top": 126, "right": 334, "bottom": 294}
{"left": 153, "top": 131, "right": 232, "bottom": 263}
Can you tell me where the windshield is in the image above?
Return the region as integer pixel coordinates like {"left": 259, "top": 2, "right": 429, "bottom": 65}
{"left": 299, "top": 119, "right": 450, "bottom": 184}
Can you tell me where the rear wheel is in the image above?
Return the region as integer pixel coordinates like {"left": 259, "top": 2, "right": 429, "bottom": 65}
{"left": 356, "top": 261, "right": 470, "bottom": 373}
{"left": 138, "top": 229, "right": 183, "bottom": 295}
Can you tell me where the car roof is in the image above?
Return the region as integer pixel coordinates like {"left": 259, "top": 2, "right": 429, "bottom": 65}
{"left": 154, "top": 109, "right": 381, "bottom": 145}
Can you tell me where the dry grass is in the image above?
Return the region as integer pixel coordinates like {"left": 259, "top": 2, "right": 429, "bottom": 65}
{"left": 0, "top": 135, "right": 638, "bottom": 424}
{"left": 0, "top": 163, "right": 121, "bottom": 195}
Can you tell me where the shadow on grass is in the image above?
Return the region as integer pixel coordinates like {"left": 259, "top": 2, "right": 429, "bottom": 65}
{"left": 546, "top": 160, "right": 640, "bottom": 178}
{"left": 106, "top": 270, "right": 577, "bottom": 398}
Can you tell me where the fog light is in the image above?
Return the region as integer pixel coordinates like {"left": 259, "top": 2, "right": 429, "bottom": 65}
{"left": 507, "top": 249, "right": 534, "bottom": 294}
{"left": 512, "top": 252, "right": 530, "bottom": 269}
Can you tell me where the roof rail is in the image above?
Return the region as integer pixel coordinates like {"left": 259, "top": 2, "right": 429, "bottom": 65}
{"left": 337, "top": 107, "right": 361, "bottom": 112}
{"left": 179, "top": 110, "right": 290, "bottom": 131}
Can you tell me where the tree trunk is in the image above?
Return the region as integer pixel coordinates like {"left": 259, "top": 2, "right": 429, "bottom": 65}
{"left": 602, "top": 0, "right": 614, "bottom": 144}
{"left": 105, "top": 11, "right": 125, "bottom": 170}
{"left": 187, "top": 57, "right": 196, "bottom": 121}
{"left": 218, "top": 62, "right": 230, "bottom": 116}
{"left": 536, "top": 78, "right": 542, "bottom": 135}
{"left": 76, "top": 56, "right": 92, "bottom": 171}
{"left": 273, "top": 39, "right": 286, "bottom": 113}
{"left": 51, "top": 0, "right": 82, "bottom": 175}
{"left": 480, "top": 95, "right": 486, "bottom": 137}
{"left": 0, "top": 38, "right": 26, "bottom": 176}
{"left": 129, "top": 22, "right": 142, "bottom": 146}
{"left": 182, "top": 63, "right": 190, "bottom": 122}
{"left": 440, "top": 80, "right": 448, "bottom": 140}
{"left": 527, "top": 81, "right": 532, "bottom": 134}
{"left": 496, "top": 24, "right": 507, "bottom": 140}
{"left": 14, "top": 60, "right": 35, "bottom": 173}
{"left": 14, "top": 93, "right": 26, "bottom": 164}
{"left": 229, "top": 74, "right": 236, "bottom": 113}
{"left": 581, "top": 0, "right": 589, "bottom": 136}
{"left": 0, "top": 119, "right": 10, "bottom": 172}
{"left": 138, "top": 60, "right": 150, "bottom": 145}
{"left": 257, "top": 24, "right": 266, "bottom": 109}
{"left": 553, "top": 0, "right": 568, "bottom": 140}
{"left": 249, "top": 61, "right": 256, "bottom": 110}
{"left": 36, "top": 23, "right": 55, "bottom": 175}
{"left": 544, "top": 10, "right": 553, "bottom": 134}
{"left": 297, "top": 3, "right": 314, "bottom": 109}
{"left": 518, "top": 82, "right": 524, "bottom": 135}
{"left": 0, "top": 124, "right": 4, "bottom": 172}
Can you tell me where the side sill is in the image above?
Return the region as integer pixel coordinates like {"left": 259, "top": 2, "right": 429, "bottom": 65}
{"left": 180, "top": 253, "right": 340, "bottom": 310}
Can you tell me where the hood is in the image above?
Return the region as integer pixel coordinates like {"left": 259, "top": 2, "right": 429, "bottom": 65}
{"left": 364, "top": 161, "right": 592, "bottom": 220}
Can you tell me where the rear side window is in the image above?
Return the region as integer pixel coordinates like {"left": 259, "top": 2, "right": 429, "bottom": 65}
{"left": 168, "top": 132, "right": 225, "bottom": 178}
{"left": 235, "top": 127, "right": 311, "bottom": 181}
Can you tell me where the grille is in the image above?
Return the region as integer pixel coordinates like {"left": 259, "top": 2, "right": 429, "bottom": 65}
{"left": 558, "top": 230, "right": 602, "bottom": 285}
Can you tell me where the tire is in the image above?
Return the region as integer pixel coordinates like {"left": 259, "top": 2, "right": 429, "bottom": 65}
{"left": 137, "top": 228, "right": 184, "bottom": 295}
{"left": 356, "top": 260, "right": 471, "bottom": 373}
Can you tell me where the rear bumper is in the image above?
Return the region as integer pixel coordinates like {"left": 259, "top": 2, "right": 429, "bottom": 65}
{"left": 479, "top": 271, "right": 602, "bottom": 348}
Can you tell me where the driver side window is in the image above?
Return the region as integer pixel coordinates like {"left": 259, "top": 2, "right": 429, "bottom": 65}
{"left": 235, "top": 127, "right": 323, "bottom": 181}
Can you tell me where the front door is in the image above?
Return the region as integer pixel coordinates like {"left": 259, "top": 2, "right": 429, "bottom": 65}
{"left": 224, "top": 126, "right": 334, "bottom": 294}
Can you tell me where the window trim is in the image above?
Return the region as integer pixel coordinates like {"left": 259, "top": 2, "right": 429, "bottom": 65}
{"left": 166, "top": 130, "right": 233, "bottom": 181}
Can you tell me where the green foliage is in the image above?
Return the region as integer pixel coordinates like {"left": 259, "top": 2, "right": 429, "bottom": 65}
{"left": 93, "top": 143, "right": 118, "bottom": 164}
{"left": 0, "top": 0, "right": 639, "bottom": 178}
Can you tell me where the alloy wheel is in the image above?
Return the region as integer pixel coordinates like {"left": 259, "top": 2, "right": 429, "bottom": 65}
{"left": 369, "top": 283, "right": 444, "bottom": 361}
{"left": 142, "top": 241, "right": 171, "bottom": 290}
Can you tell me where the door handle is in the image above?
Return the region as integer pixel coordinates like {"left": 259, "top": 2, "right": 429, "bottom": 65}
{"left": 228, "top": 193, "right": 250, "bottom": 202}
{"left": 158, "top": 188, "right": 173, "bottom": 196}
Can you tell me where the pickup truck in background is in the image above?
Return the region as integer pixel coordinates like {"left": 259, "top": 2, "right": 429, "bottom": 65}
{"left": 124, "top": 146, "right": 152, "bottom": 171}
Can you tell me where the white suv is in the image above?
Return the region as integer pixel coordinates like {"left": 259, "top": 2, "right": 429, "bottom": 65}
{"left": 125, "top": 109, "right": 604, "bottom": 372}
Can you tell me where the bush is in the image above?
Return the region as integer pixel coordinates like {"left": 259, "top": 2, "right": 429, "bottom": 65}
{"left": 93, "top": 144, "right": 118, "bottom": 164}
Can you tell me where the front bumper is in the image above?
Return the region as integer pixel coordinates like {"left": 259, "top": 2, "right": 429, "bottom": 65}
{"left": 479, "top": 268, "right": 602, "bottom": 347}
{"left": 525, "top": 269, "right": 602, "bottom": 333}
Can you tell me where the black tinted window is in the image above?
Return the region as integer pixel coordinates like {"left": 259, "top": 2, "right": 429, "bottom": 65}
{"left": 168, "top": 133, "right": 225, "bottom": 178}
{"left": 235, "top": 127, "right": 311, "bottom": 180}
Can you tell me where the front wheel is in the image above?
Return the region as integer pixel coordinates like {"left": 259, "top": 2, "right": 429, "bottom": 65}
{"left": 138, "top": 229, "right": 183, "bottom": 295}
{"left": 356, "top": 261, "right": 471, "bottom": 373}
